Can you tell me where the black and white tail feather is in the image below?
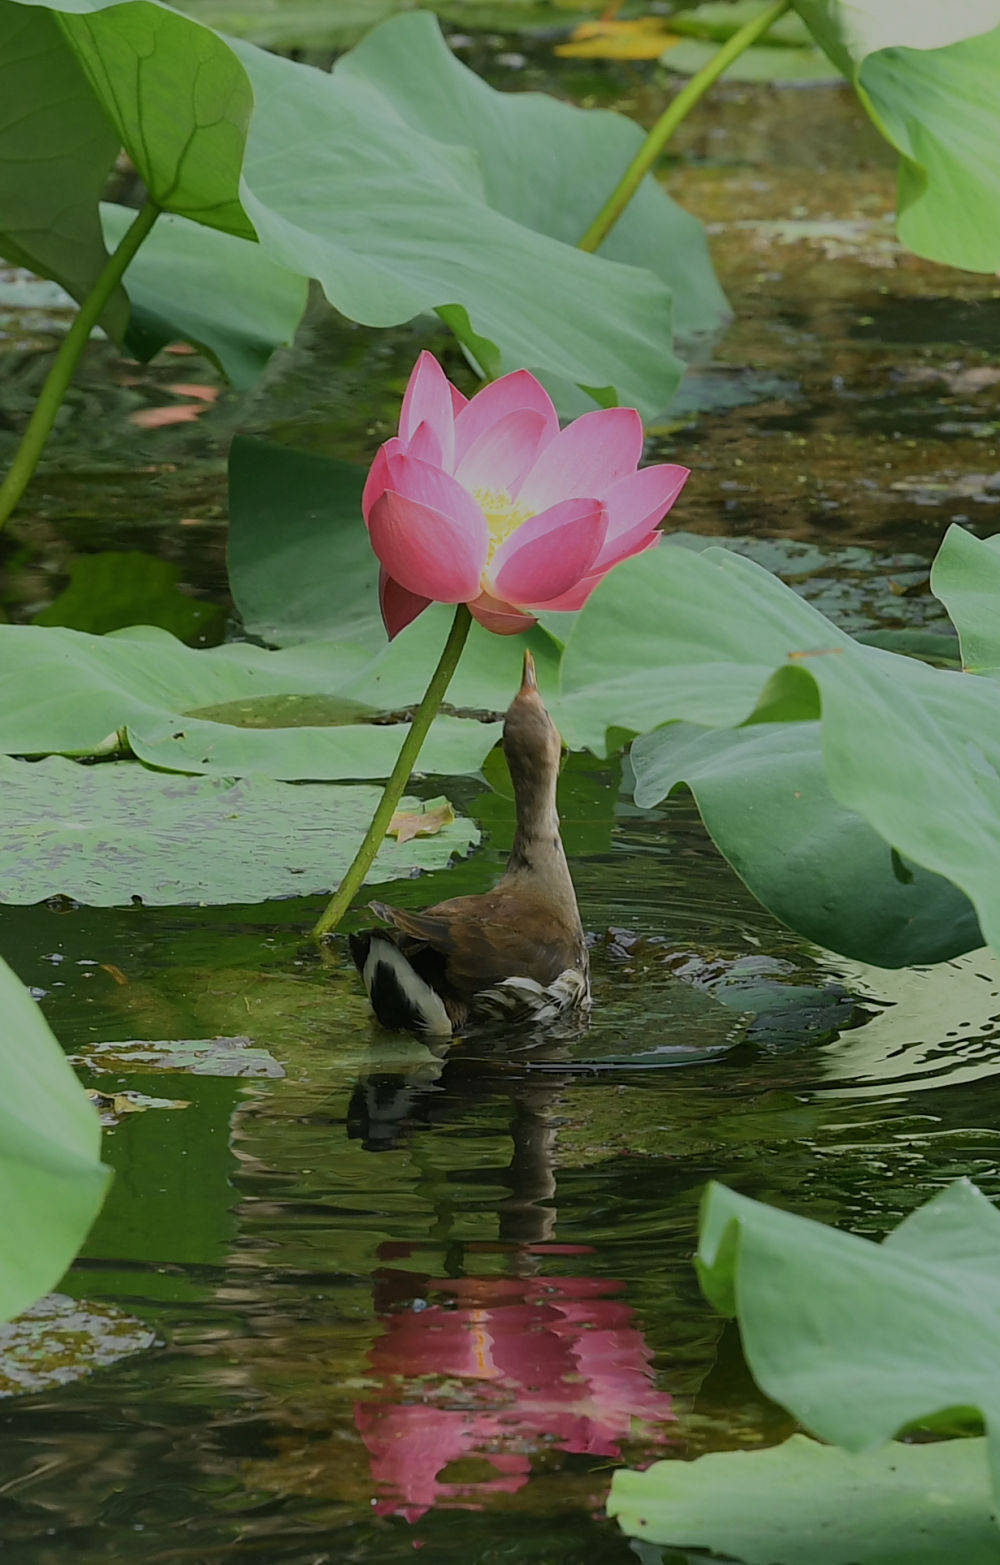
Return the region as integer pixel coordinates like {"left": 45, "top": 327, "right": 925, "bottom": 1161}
{"left": 350, "top": 931, "right": 589, "bottom": 1038}
{"left": 352, "top": 934, "right": 452, "bottom": 1037}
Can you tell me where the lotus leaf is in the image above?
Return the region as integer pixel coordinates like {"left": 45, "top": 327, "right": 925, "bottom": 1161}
{"left": 6, "top": 0, "right": 726, "bottom": 408}
{"left": 0, "top": 756, "right": 480, "bottom": 905}
{"left": 795, "top": 0, "right": 1000, "bottom": 270}
{"left": 609, "top": 1432, "right": 999, "bottom": 1563}
{"left": 0, "top": 956, "right": 110, "bottom": 1322}
{"left": 696, "top": 1179, "right": 1000, "bottom": 1501}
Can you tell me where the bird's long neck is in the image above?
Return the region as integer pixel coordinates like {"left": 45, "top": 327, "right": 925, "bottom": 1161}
{"left": 506, "top": 760, "right": 579, "bottom": 919}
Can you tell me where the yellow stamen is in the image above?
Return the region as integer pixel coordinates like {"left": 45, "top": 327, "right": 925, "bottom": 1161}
{"left": 475, "top": 487, "right": 533, "bottom": 563}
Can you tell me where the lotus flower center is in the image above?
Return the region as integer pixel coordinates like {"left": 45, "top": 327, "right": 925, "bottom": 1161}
{"left": 475, "top": 487, "right": 533, "bottom": 561}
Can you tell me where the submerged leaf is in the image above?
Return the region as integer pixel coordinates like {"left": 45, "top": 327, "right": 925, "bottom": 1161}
{"left": 0, "top": 1294, "right": 156, "bottom": 1397}
{"left": 75, "top": 1035, "right": 285, "bottom": 1077}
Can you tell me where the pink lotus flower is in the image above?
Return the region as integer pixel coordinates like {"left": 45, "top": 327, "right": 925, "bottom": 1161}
{"left": 363, "top": 352, "right": 689, "bottom": 638}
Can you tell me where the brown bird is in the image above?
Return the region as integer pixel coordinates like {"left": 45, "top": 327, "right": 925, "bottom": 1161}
{"left": 349, "top": 649, "right": 590, "bottom": 1036}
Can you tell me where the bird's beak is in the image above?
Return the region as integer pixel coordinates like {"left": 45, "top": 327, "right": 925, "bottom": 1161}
{"left": 520, "top": 647, "right": 538, "bottom": 695}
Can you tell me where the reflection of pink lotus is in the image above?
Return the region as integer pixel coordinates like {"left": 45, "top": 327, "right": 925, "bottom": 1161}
{"left": 363, "top": 352, "right": 689, "bottom": 637}
{"left": 355, "top": 1266, "right": 675, "bottom": 1521}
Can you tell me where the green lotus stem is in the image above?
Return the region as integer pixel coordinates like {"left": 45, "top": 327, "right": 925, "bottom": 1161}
{"left": 577, "top": 0, "right": 793, "bottom": 253}
{"left": 311, "top": 602, "right": 473, "bottom": 940}
{"left": 0, "top": 199, "right": 160, "bottom": 533}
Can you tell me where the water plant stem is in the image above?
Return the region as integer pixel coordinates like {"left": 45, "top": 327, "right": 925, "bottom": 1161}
{"left": 578, "top": 0, "right": 793, "bottom": 253}
{"left": 0, "top": 200, "right": 160, "bottom": 533}
{"left": 311, "top": 603, "right": 473, "bottom": 940}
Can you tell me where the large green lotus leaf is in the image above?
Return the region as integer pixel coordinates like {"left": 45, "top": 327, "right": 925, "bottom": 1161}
{"left": 0, "top": 623, "right": 500, "bottom": 778}
{"left": 663, "top": 35, "right": 840, "bottom": 81}
{"left": 929, "top": 525, "right": 1000, "bottom": 675}
{"left": 544, "top": 542, "right": 845, "bottom": 751}
{"left": 0, "top": 623, "right": 360, "bottom": 755}
{"left": 0, "top": 955, "right": 110, "bottom": 1322}
{"left": 340, "top": 10, "right": 729, "bottom": 352}
{"left": 795, "top": 0, "right": 1000, "bottom": 271}
{"left": 334, "top": 547, "right": 795, "bottom": 747}
{"left": 545, "top": 543, "right": 1000, "bottom": 958}
{"left": 629, "top": 720, "right": 981, "bottom": 967}
{"left": 608, "top": 1433, "right": 999, "bottom": 1562}
{"left": 9, "top": 2, "right": 708, "bottom": 409}
{"left": 0, "top": 1, "right": 126, "bottom": 335}
{"left": 228, "top": 13, "right": 689, "bottom": 414}
{"left": 55, "top": 0, "right": 254, "bottom": 235}
{"left": 101, "top": 204, "right": 306, "bottom": 387}
{"left": 0, "top": 756, "right": 479, "bottom": 904}
{"left": 696, "top": 1179, "right": 1000, "bottom": 1499}
{"left": 125, "top": 710, "right": 501, "bottom": 779}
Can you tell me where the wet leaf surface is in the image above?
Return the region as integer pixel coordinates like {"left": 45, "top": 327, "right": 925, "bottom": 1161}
{"left": 0, "top": 757, "right": 480, "bottom": 905}
{"left": 0, "top": 622, "right": 502, "bottom": 779}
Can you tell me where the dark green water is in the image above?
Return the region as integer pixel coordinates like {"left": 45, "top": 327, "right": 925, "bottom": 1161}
{"left": 3, "top": 11, "right": 1000, "bottom": 1562}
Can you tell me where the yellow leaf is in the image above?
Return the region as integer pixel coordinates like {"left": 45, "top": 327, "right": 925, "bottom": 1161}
{"left": 387, "top": 797, "right": 455, "bottom": 847}
{"left": 555, "top": 18, "right": 678, "bottom": 60}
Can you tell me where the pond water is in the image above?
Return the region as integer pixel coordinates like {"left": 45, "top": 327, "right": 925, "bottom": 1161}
{"left": 3, "top": 10, "right": 1000, "bottom": 1562}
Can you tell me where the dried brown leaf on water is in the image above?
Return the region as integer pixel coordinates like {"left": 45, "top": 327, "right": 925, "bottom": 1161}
{"left": 387, "top": 796, "right": 455, "bottom": 847}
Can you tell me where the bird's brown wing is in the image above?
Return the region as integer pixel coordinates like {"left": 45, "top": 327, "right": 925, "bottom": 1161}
{"left": 368, "top": 894, "right": 578, "bottom": 996}
{"left": 368, "top": 900, "right": 461, "bottom": 953}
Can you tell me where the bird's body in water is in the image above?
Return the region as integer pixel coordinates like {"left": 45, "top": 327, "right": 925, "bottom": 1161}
{"left": 349, "top": 650, "right": 589, "bottom": 1037}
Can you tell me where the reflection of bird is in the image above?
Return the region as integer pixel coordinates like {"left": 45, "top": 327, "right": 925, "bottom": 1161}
{"left": 350, "top": 650, "right": 589, "bottom": 1036}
